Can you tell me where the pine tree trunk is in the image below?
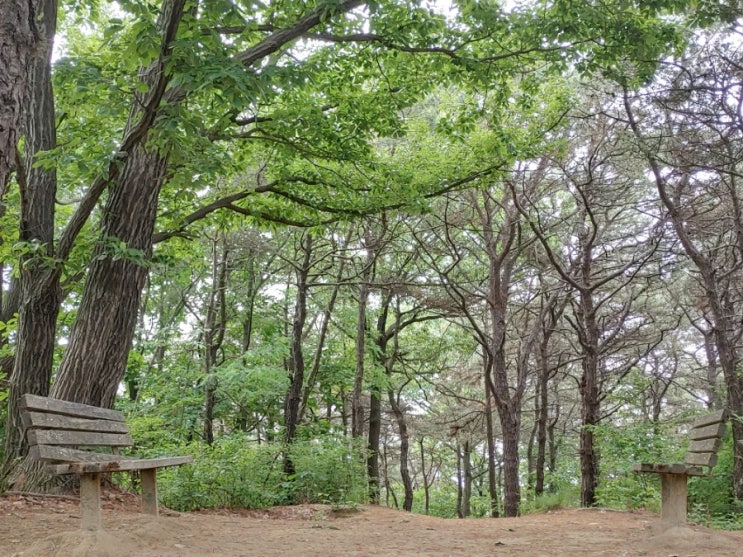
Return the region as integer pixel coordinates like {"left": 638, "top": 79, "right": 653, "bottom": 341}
{"left": 483, "top": 358, "right": 500, "bottom": 517}
{"left": 366, "top": 389, "right": 381, "bottom": 502}
{"left": 352, "top": 279, "right": 369, "bottom": 438}
{"left": 388, "top": 388, "right": 413, "bottom": 511}
{"left": 578, "top": 291, "right": 601, "bottom": 507}
{"left": 283, "top": 234, "right": 311, "bottom": 475}
{"left": 462, "top": 439, "right": 472, "bottom": 518}
{"left": 535, "top": 345, "right": 550, "bottom": 496}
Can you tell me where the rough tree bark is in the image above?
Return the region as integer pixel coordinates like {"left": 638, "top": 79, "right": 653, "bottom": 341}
{"left": 2, "top": 0, "right": 59, "bottom": 479}
{"left": 50, "top": 0, "right": 187, "bottom": 408}
{"left": 0, "top": 0, "right": 38, "bottom": 195}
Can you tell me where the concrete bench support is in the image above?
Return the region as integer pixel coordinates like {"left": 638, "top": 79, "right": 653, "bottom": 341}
{"left": 660, "top": 473, "right": 687, "bottom": 526}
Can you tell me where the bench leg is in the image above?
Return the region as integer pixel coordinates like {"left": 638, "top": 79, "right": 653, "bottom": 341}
{"left": 660, "top": 473, "right": 687, "bottom": 526}
{"left": 80, "top": 473, "right": 102, "bottom": 530}
{"left": 140, "top": 469, "right": 159, "bottom": 516}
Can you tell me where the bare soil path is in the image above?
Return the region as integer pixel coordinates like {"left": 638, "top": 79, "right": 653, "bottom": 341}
{"left": 2, "top": 492, "right": 742, "bottom": 556}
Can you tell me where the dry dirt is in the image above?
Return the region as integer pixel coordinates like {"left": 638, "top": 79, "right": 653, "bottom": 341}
{"left": 2, "top": 491, "right": 743, "bottom": 557}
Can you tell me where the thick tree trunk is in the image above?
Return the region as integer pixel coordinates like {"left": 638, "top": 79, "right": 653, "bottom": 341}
{"left": 352, "top": 229, "right": 376, "bottom": 439}
{"left": 50, "top": 0, "right": 186, "bottom": 408}
{"left": 51, "top": 145, "right": 168, "bottom": 406}
{"left": 535, "top": 349, "right": 550, "bottom": 496}
{"left": 2, "top": 0, "right": 59, "bottom": 477}
{"left": 0, "top": 0, "right": 38, "bottom": 194}
{"left": 456, "top": 443, "right": 463, "bottom": 518}
{"left": 419, "top": 438, "right": 431, "bottom": 515}
{"left": 462, "top": 439, "right": 472, "bottom": 518}
{"left": 496, "top": 399, "right": 521, "bottom": 517}
{"left": 366, "top": 291, "right": 391, "bottom": 504}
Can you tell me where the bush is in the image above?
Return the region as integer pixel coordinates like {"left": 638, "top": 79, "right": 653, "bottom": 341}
{"left": 286, "top": 436, "right": 368, "bottom": 506}
{"left": 154, "top": 437, "right": 285, "bottom": 511}
{"left": 144, "top": 433, "right": 368, "bottom": 512}
{"left": 594, "top": 420, "right": 678, "bottom": 511}
{"left": 522, "top": 488, "right": 580, "bottom": 514}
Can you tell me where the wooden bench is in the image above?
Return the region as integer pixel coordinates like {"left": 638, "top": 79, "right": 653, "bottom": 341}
{"left": 632, "top": 409, "right": 728, "bottom": 526}
{"left": 20, "top": 393, "right": 192, "bottom": 530}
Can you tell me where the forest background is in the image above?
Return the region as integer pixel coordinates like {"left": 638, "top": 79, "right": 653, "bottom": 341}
{"left": 1, "top": 0, "right": 743, "bottom": 526}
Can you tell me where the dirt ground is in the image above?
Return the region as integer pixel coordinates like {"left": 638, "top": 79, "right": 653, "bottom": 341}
{"left": 2, "top": 492, "right": 743, "bottom": 557}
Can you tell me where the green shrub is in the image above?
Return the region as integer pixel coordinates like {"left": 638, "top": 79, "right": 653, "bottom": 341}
{"left": 286, "top": 436, "right": 368, "bottom": 506}
{"left": 143, "top": 433, "right": 368, "bottom": 512}
{"left": 411, "top": 484, "right": 459, "bottom": 518}
{"left": 154, "top": 437, "right": 285, "bottom": 511}
{"left": 594, "top": 420, "right": 678, "bottom": 511}
{"left": 522, "top": 488, "right": 580, "bottom": 514}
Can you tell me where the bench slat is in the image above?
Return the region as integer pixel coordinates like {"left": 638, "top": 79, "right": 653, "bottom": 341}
{"left": 28, "top": 429, "right": 133, "bottom": 447}
{"left": 22, "top": 411, "right": 130, "bottom": 434}
{"left": 691, "top": 409, "right": 728, "bottom": 428}
{"left": 20, "top": 394, "right": 125, "bottom": 422}
{"left": 687, "top": 437, "right": 721, "bottom": 454}
{"left": 685, "top": 452, "right": 718, "bottom": 468}
{"left": 49, "top": 456, "right": 193, "bottom": 475}
{"left": 689, "top": 422, "right": 726, "bottom": 441}
{"left": 30, "top": 445, "right": 131, "bottom": 463}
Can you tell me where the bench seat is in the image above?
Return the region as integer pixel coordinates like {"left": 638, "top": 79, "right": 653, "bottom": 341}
{"left": 631, "top": 462, "right": 705, "bottom": 476}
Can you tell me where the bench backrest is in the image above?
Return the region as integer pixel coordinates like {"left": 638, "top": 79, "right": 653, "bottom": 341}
{"left": 20, "top": 394, "right": 133, "bottom": 463}
{"left": 684, "top": 409, "right": 728, "bottom": 470}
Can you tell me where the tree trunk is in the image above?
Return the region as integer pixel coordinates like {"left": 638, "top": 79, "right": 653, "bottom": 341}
{"left": 283, "top": 233, "right": 311, "bottom": 475}
{"left": 456, "top": 443, "right": 463, "bottom": 518}
{"left": 535, "top": 341, "right": 551, "bottom": 496}
{"left": 483, "top": 357, "right": 500, "bottom": 517}
{"left": 352, "top": 279, "right": 369, "bottom": 438}
{"left": 462, "top": 439, "right": 472, "bottom": 518}
{"left": 419, "top": 437, "right": 431, "bottom": 515}
{"left": 51, "top": 146, "right": 169, "bottom": 406}
{"left": 577, "top": 291, "right": 601, "bottom": 507}
{"left": 496, "top": 399, "right": 521, "bottom": 517}
{"left": 0, "top": 0, "right": 38, "bottom": 194}
{"left": 2, "top": 0, "right": 59, "bottom": 478}
{"left": 203, "top": 236, "right": 229, "bottom": 445}
{"left": 366, "top": 290, "right": 392, "bottom": 504}
{"left": 50, "top": 0, "right": 187, "bottom": 408}
{"left": 388, "top": 387, "right": 413, "bottom": 511}
{"left": 367, "top": 389, "right": 382, "bottom": 502}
